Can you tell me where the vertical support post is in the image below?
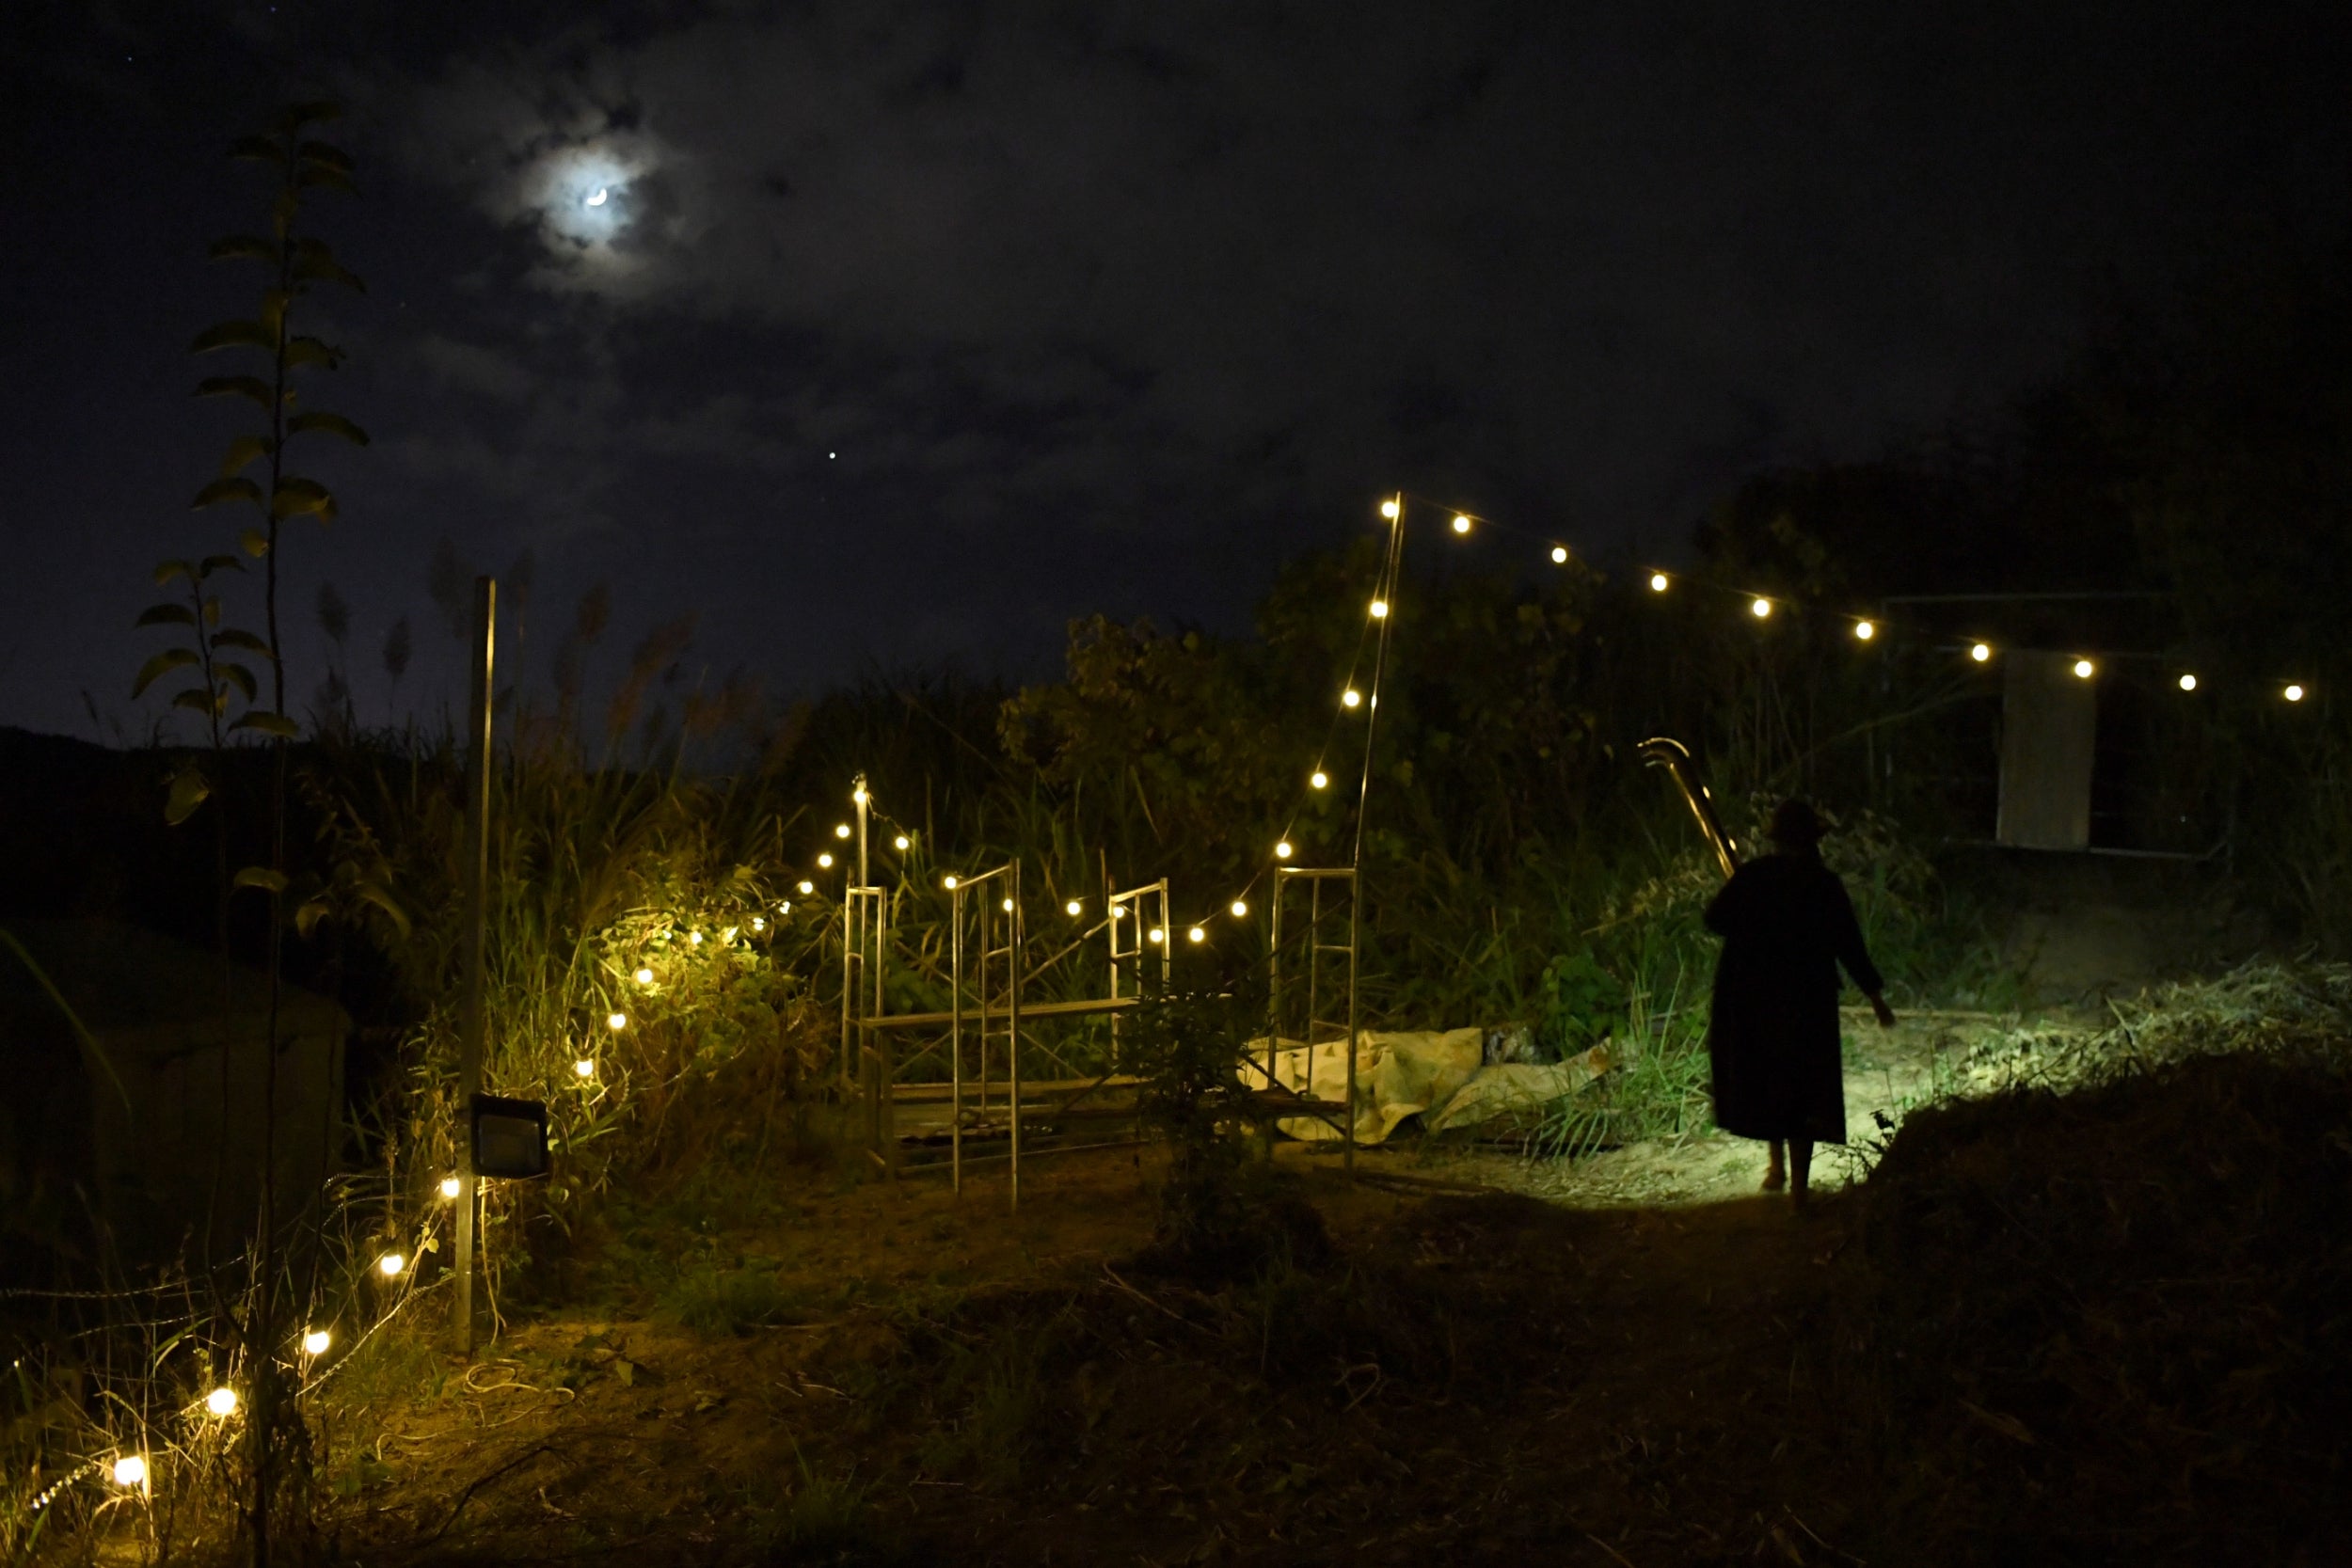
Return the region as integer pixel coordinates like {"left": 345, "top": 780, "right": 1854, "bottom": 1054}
{"left": 1009, "top": 863, "right": 1023, "bottom": 1213}
{"left": 1343, "top": 494, "right": 1406, "bottom": 1178}
{"left": 950, "top": 882, "right": 963, "bottom": 1195}
{"left": 1267, "top": 873, "right": 1284, "bottom": 1085}
{"left": 452, "top": 576, "right": 495, "bottom": 1355}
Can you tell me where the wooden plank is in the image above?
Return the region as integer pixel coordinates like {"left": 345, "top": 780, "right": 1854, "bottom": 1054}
{"left": 866, "top": 994, "right": 1139, "bottom": 1032}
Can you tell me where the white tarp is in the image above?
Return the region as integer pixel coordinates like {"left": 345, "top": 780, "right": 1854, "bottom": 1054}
{"left": 1245, "top": 1029, "right": 1609, "bottom": 1143}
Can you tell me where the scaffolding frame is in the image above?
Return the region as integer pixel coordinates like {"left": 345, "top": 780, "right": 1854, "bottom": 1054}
{"left": 847, "top": 868, "right": 1170, "bottom": 1209}
{"left": 1267, "top": 866, "right": 1359, "bottom": 1164}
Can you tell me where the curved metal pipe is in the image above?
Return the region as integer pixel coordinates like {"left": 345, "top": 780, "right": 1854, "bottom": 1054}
{"left": 1639, "top": 736, "right": 1740, "bottom": 880}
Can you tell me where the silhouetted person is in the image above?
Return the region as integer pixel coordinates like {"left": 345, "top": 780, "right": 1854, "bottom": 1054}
{"left": 1703, "top": 799, "right": 1896, "bottom": 1205}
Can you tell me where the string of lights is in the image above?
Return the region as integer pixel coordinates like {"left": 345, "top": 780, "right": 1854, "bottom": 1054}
{"left": 780, "top": 492, "right": 2316, "bottom": 948}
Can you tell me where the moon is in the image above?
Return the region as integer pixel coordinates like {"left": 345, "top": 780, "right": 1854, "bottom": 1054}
{"left": 585, "top": 186, "right": 609, "bottom": 207}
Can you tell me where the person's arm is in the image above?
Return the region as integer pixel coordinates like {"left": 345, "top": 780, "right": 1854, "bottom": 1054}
{"left": 1703, "top": 863, "right": 1751, "bottom": 937}
{"left": 1827, "top": 877, "right": 1897, "bottom": 1028}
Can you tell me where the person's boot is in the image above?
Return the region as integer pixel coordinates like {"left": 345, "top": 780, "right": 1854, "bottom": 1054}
{"left": 1761, "top": 1140, "right": 1786, "bottom": 1193}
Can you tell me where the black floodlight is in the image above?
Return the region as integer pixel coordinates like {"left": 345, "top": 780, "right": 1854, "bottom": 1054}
{"left": 469, "top": 1094, "right": 550, "bottom": 1180}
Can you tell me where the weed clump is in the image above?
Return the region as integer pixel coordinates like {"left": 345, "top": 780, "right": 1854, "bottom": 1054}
{"left": 1839, "top": 1037, "right": 2352, "bottom": 1562}
{"left": 1121, "top": 987, "right": 1327, "bottom": 1280}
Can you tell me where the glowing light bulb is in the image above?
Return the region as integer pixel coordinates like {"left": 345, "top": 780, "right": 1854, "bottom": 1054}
{"left": 1853, "top": 620, "right": 1875, "bottom": 641}
{"left": 722, "top": 926, "right": 739, "bottom": 943}
{"left": 1110, "top": 905, "right": 1125, "bottom": 919}
{"left": 942, "top": 875, "right": 958, "bottom": 890}
{"left": 834, "top": 824, "right": 851, "bottom": 839}
{"left": 690, "top": 929, "right": 704, "bottom": 945}
{"left": 894, "top": 834, "right": 910, "bottom": 850}
{"left": 572, "top": 1058, "right": 595, "bottom": 1079}
{"left": 1379, "top": 499, "right": 1400, "bottom": 520}
{"left": 438, "top": 1175, "right": 462, "bottom": 1199}
{"left": 607, "top": 1011, "right": 628, "bottom": 1031}
{"left": 2285, "top": 683, "right": 2306, "bottom": 702}
{"left": 1550, "top": 545, "right": 1568, "bottom": 564}
{"left": 780, "top": 901, "right": 791, "bottom": 914}
{"left": 1970, "top": 642, "right": 1992, "bottom": 663}
{"left": 1002, "top": 897, "right": 1014, "bottom": 912}
{"left": 851, "top": 787, "right": 867, "bottom": 804}
{"left": 1451, "top": 514, "right": 1471, "bottom": 534}
{"left": 2072, "top": 658, "right": 2095, "bottom": 680}
{"left": 206, "top": 1386, "right": 238, "bottom": 1418}
{"left": 1369, "top": 599, "right": 1389, "bottom": 619}
{"left": 750, "top": 916, "right": 764, "bottom": 931}
{"left": 1342, "top": 689, "right": 1361, "bottom": 709}
{"left": 817, "top": 853, "right": 834, "bottom": 868}
{"left": 376, "top": 1251, "right": 405, "bottom": 1278}
{"left": 1751, "top": 597, "right": 1772, "bottom": 619}
{"left": 1066, "top": 899, "right": 1082, "bottom": 916}
{"left": 797, "top": 880, "right": 814, "bottom": 895}
{"left": 2178, "top": 673, "right": 2197, "bottom": 692}
{"left": 1275, "top": 841, "right": 1294, "bottom": 860}
{"left": 1311, "top": 770, "right": 1328, "bottom": 789}
{"left": 112, "top": 1455, "right": 147, "bottom": 1489}
{"left": 1187, "top": 927, "right": 1205, "bottom": 943}
{"left": 634, "top": 966, "right": 654, "bottom": 986}
{"left": 302, "top": 1328, "right": 330, "bottom": 1355}
{"left": 1230, "top": 900, "right": 1248, "bottom": 917}
{"left": 1648, "top": 572, "right": 1669, "bottom": 593}
{"left": 1147, "top": 927, "right": 1165, "bottom": 943}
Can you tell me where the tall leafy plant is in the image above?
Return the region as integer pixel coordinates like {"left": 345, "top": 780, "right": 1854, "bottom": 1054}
{"left": 179, "top": 100, "right": 367, "bottom": 1568}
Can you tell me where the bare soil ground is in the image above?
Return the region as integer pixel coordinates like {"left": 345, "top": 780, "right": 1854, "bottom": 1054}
{"left": 318, "top": 1017, "right": 2351, "bottom": 1568}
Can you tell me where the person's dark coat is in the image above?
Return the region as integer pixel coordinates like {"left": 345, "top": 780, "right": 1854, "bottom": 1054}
{"left": 1703, "top": 850, "right": 1883, "bottom": 1144}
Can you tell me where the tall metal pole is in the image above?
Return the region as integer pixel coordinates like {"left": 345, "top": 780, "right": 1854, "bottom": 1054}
{"left": 453, "top": 577, "right": 495, "bottom": 1354}
{"left": 1344, "top": 498, "right": 1405, "bottom": 1178}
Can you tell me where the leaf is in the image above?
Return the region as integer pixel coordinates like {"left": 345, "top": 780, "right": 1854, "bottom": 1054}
{"left": 283, "top": 336, "right": 343, "bottom": 371}
{"left": 356, "top": 883, "right": 414, "bottom": 942}
{"left": 152, "top": 559, "right": 194, "bottom": 587}
{"left": 294, "top": 898, "right": 330, "bottom": 940}
{"left": 209, "top": 234, "right": 278, "bottom": 265}
{"left": 191, "top": 320, "right": 275, "bottom": 355}
{"left": 241, "top": 529, "right": 270, "bottom": 558}
{"left": 201, "top": 594, "right": 220, "bottom": 626}
{"left": 271, "top": 475, "right": 336, "bottom": 521}
{"left": 296, "top": 138, "right": 355, "bottom": 174}
{"left": 215, "top": 661, "right": 258, "bottom": 702}
{"left": 291, "top": 250, "right": 365, "bottom": 292}
{"left": 199, "top": 554, "right": 246, "bottom": 578}
{"left": 220, "top": 434, "right": 273, "bottom": 476}
{"left": 213, "top": 628, "right": 273, "bottom": 656}
{"left": 286, "top": 410, "right": 369, "bottom": 446}
{"left": 232, "top": 865, "right": 289, "bottom": 895}
{"left": 229, "top": 135, "right": 286, "bottom": 165}
{"left": 164, "top": 768, "right": 212, "bottom": 826}
{"left": 132, "top": 647, "right": 199, "bottom": 697}
{"left": 135, "top": 603, "right": 197, "bottom": 628}
{"left": 196, "top": 375, "right": 275, "bottom": 411}
{"left": 193, "top": 476, "right": 264, "bottom": 511}
{"left": 171, "top": 688, "right": 224, "bottom": 716}
{"left": 230, "top": 710, "right": 301, "bottom": 739}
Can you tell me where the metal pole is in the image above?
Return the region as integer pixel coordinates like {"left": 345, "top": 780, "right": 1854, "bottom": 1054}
{"left": 1343, "top": 495, "right": 1406, "bottom": 1177}
{"left": 950, "top": 883, "right": 963, "bottom": 1195}
{"left": 1268, "top": 873, "right": 1283, "bottom": 1086}
{"left": 452, "top": 577, "right": 494, "bottom": 1354}
{"left": 1009, "top": 863, "right": 1022, "bottom": 1213}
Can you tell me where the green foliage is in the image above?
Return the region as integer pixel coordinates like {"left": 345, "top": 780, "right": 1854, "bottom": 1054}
{"left": 1536, "top": 949, "right": 1626, "bottom": 1054}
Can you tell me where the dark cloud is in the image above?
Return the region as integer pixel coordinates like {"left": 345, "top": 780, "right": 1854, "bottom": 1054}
{"left": 3, "top": 0, "right": 2346, "bottom": 739}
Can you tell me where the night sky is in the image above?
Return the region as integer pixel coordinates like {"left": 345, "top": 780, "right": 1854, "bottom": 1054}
{"left": 5, "top": 1, "right": 2345, "bottom": 742}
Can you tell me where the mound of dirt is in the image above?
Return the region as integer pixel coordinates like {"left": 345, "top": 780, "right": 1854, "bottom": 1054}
{"left": 1841, "top": 1049, "right": 2352, "bottom": 1563}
